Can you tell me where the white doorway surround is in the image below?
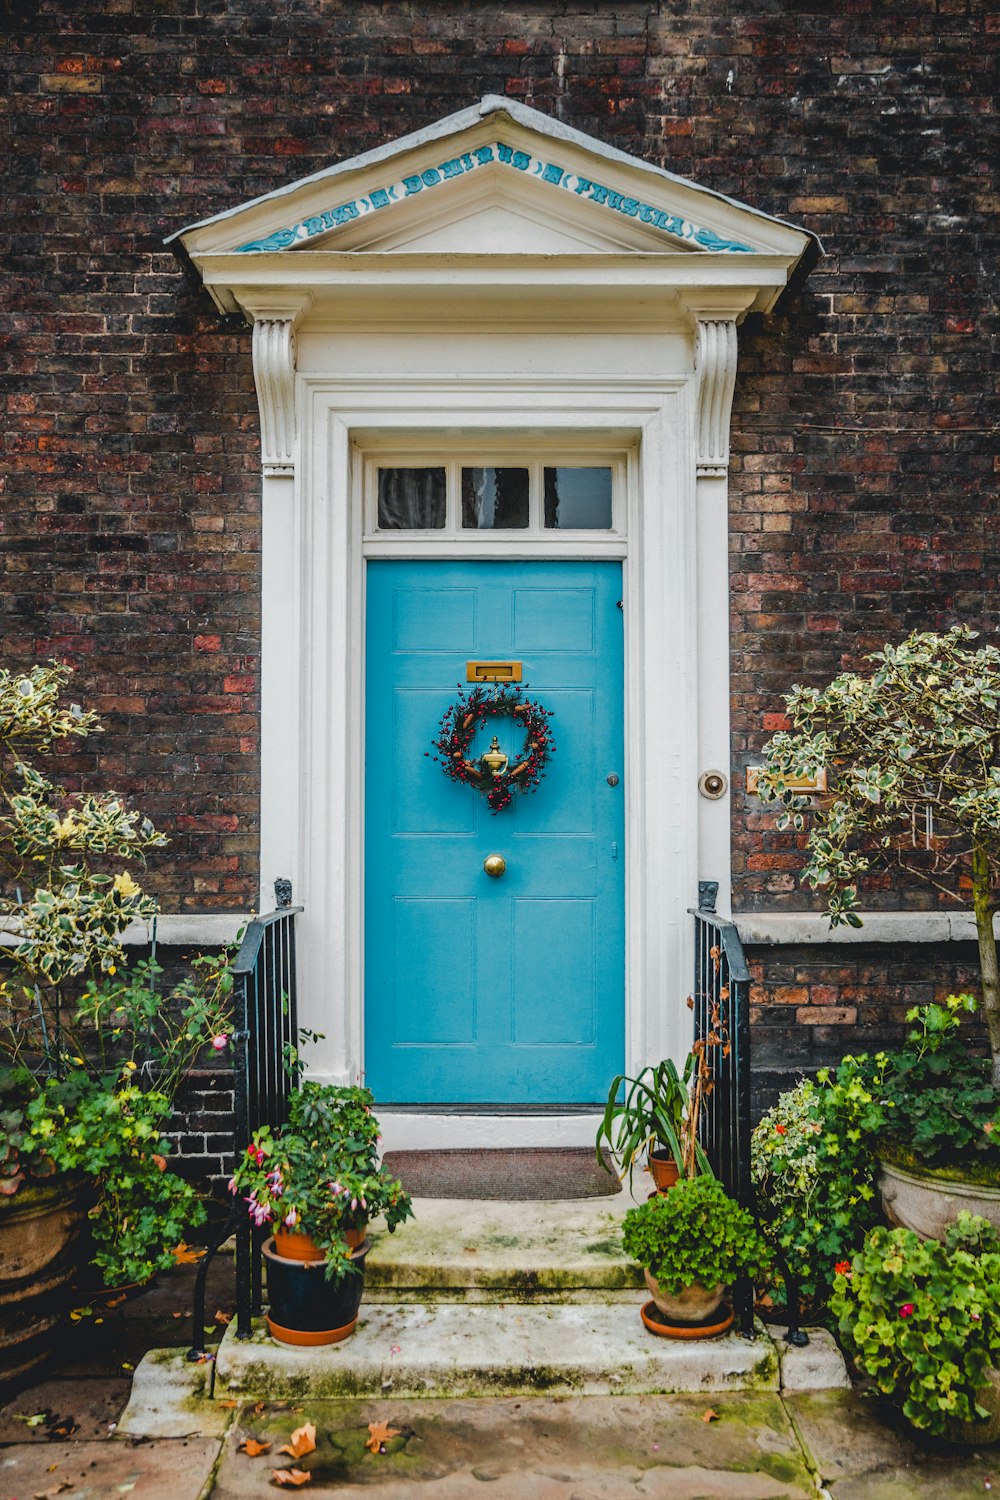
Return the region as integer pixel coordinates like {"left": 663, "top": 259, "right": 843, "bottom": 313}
{"left": 169, "top": 96, "right": 817, "bottom": 1148}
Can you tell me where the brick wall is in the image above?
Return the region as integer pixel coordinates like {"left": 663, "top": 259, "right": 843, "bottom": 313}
{"left": 747, "top": 940, "right": 986, "bottom": 1117}
{"left": 3, "top": 2, "right": 997, "bottom": 1054}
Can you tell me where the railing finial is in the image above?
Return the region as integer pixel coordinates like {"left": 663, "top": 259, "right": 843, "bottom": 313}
{"left": 274, "top": 877, "right": 293, "bottom": 908}
{"left": 698, "top": 879, "right": 719, "bottom": 914}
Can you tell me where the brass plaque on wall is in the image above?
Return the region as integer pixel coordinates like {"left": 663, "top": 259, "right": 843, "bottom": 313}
{"left": 466, "top": 661, "right": 523, "bottom": 683}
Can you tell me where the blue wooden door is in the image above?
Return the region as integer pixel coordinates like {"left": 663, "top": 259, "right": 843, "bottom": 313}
{"left": 364, "top": 560, "right": 624, "bottom": 1104}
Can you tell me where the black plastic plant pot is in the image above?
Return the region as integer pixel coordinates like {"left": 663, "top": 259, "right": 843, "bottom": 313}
{"left": 262, "top": 1237, "right": 368, "bottom": 1346}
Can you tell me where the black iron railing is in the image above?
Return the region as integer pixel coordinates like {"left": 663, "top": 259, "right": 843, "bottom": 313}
{"left": 691, "top": 883, "right": 809, "bottom": 1345}
{"left": 188, "top": 886, "right": 301, "bottom": 1355}
{"left": 690, "top": 880, "right": 754, "bottom": 1335}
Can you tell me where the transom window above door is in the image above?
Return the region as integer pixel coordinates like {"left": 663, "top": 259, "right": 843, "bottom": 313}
{"left": 361, "top": 451, "right": 627, "bottom": 549}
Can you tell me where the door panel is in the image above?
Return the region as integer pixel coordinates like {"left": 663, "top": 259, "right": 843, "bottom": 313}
{"left": 365, "top": 559, "right": 624, "bottom": 1104}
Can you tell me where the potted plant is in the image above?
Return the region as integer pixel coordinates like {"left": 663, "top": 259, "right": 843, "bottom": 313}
{"left": 596, "top": 1054, "right": 709, "bottom": 1192}
{"left": 621, "top": 1173, "right": 770, "bottom": 1338}
{"left": 750, "top": 1059, "right": 884, "bottom": 1317}
{"left": 839, "top": 997, "right": 1000, "bottom": 1238}
{"left": 0, "top": 663, "right": 232, "bottom": 1382}
{"left": 832, "top": 1213, "right": 1000, "bottom": 1442}
{"left": 755, "top": 627, "right": 1000, "bottom": 1231}
{"left": 228, "top": 1080, "right": 413, "bottom": 1346}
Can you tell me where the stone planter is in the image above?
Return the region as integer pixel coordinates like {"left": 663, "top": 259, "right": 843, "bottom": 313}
{"left": 643, "top": 1268, "right": 724, "bottom": 1323}
{"left": 878, "top": 1158, "right": 1000, "bottom": 1241}
{"left": 941, "top": 1367, "right": 1000, "bottom": 1446}
{"left": 0, "top": 1176, "right": 89, "bottom": 1389}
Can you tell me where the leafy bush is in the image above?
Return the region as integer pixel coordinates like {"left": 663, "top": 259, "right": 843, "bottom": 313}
{"left": 873, "top": 996, "right": 1000, "bottom": 1174}
{"left": 832, "top": 1214, "right": 1000, "bottom": 1435}
{"left": 751, "top": 1061, "right": 884, "bottom": 1311}
{"left": 229, "top": 1081, "right": 413, "bottom": 1284}
{"left": 621, "top": 1174, "right": 770, "bottom": 1294}
{"left": 0, "top": 663, "right": 232, "bottom": 1286}
{"left": 755, "top": 627, "right": 1000, "bottom": 1083}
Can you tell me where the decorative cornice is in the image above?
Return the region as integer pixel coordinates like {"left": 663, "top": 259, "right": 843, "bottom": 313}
{"left": 249, "top": 299, "right": 312, "bottom": 476}
{"left": 233, "top": 141, "right": 758, "bottom": 258}
{"left": 694, "top": 317, "right": 739, "bottom": 478}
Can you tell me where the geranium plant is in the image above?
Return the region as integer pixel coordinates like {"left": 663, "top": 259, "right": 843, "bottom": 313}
{"left": 0, "top": 662, "right": 232, "bottom": 1285}
{"left": 832, "top": 1213, "right": 1000, "bottom": 1435}
{"left": 755, "top": 628, "right": 1000, "bottom": 1082}
{"left": 621, "top": 1174, "right": 770, "bottom": 1294}
{"left": 229, "top": 1081, "right": 413, "bottom": 1283}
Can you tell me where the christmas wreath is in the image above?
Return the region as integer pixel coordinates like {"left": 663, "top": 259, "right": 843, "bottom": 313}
{"left": 431, "top": 684, "right": 556, "bottom": 813}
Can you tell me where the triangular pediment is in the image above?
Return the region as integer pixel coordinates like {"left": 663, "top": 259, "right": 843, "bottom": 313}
{"left": 169, "top": 97, "right": 818, "bottom": 319}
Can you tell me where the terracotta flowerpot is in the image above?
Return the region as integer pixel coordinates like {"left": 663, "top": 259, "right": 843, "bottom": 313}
{"left": 878, "top": 1158, "right": 1000, "bottom": 1241}
{"left": 273, "top": 1220, "right": 368, "bottom": 1259}
{"left": 647, "top": 1150, "right": 679, "bottom": 1193}
{"left": 0, "top": 1175, "right": 90, "bottom": 1389}
{"left": 273, "top": 1227, "right": 325, "bottom": 1262}
{"left": 643, "top": 1268, "right": 725, "bottom": 1323}
{"left": 263, "top": 1237, "right": 368, "bottom": 1346}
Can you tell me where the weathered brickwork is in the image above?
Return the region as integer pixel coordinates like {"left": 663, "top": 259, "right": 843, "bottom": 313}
{"left": 2, "top": 4, "right": 997, "bottom": 1074}
{"left": 747, "top": 941, "right": 986, "bottom": 1117}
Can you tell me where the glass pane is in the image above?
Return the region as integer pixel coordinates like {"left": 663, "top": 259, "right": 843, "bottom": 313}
{"left": 377, "top": 467, "right": 446, "bottom": 529}
{"left": 543, "top": 467, "right": 613, "bottom": 530}
{"left": 461, "top": 467, "right": 529, "bottom": 529}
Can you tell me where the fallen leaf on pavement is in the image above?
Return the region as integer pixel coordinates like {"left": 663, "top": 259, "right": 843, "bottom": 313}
{"left": 218, "top": 1399, "right": 239, "bottom": 1409}
{"left": 47, "top": 1418, "right": 79, "bottom": 1437}
{"left": 171, "top": 1242, "right": 205, "bottom": 1264}
{"left": 278, "top": 1422, "right": 316, "bottom": 1460}
{"left": 702, "top": 1408, "right": 720, "bottom": 1423}
{"left": 15, "top": 1412, "right": 49, "bottom": 1426}
{"left": 365, "top": 1420, "right": 401, "bottom": 1454}
{"left": 33, "top": 1482, "right": 71, "bottom": 1497}
{"left": 214, "top": 1309, "right": 232, "bottom": 1325}
{"left": 239, "top": 1437, "right": 272, "bottom": 1457}
{"left": 272, "top": 1469, "right": 312, "bottom": 1487}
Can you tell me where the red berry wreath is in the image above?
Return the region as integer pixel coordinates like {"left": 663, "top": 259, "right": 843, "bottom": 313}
{"left": 431, "top": 684, "right": 556, "bottom": 813}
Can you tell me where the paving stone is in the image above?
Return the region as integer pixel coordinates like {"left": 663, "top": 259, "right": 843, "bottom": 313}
{"left": 0, "top": 1436, "right": 222, "bottom": 1500}
{"left": 774, "top": 1325, "right": 852, "bottom": 1391}
{"left": 118, "top": 1349, "right": 235, "bottom": 1439}
{"left": 0, "top": 1374, "right": 131, "bottom": 1443}
{"left": 209, "top": 1393, "right": 815, "bottom": 1498}
{"left": 785, "top": 1389, "right": 1000, "bottom": 1496}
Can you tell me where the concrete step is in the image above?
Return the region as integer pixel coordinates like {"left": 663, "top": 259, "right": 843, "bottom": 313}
{"left": 363, "top": 1191, "right": 644, "bottom": 1303}
{"left": 213, "top": 1301, "right": 780, "bottom": 1401}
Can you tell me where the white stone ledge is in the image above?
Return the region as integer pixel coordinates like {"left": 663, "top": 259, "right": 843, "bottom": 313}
{"left": 736, "top": 911, "right": 1000, "bottom": 945}
{"left": 0, "top": 913, "right": 247, "bottom": 948}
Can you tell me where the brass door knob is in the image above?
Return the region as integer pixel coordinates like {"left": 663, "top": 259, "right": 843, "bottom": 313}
{"left": 483, "top": 854, "right": 507, "bottom": 878}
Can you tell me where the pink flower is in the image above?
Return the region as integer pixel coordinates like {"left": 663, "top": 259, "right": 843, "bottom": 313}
{"left": 227, "top": 1177, "right": 238, "bottom": 1195}
{"left": 284, "top": 1210, "right": 298, "bottom": 1228}
{"left": 211, "top": 1034, "right": 229, "bottom": 1051}
{"left": 898, "top": 1303, "right": 915, "bottom": 1319}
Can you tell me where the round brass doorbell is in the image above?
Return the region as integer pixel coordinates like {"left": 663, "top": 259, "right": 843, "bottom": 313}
{"left": 698, "top": 770, "right": 728, "bottom": 801}
{"left": 483, "top": 854, "right": 507, "bottom": 878}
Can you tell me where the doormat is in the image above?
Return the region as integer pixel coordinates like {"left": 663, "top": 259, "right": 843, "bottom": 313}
{"left": 381, "top": 1147, "right": 623, "bottom": 1201}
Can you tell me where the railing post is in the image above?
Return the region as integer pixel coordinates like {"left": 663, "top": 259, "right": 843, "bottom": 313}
{"left": 188, "top": 897, "right": 301, "bottom": 1350}
{"left": 690, "top": 888, "right": 760, "bottom": 1340}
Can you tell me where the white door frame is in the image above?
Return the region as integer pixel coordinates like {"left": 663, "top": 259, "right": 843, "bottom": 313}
{"left": 256, "top": 366, "right": 736, "bottom": 1148}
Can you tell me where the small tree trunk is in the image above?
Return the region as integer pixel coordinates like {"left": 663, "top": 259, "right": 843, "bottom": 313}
{"left": 971, "top": 841, "right": 1000, "bottom": 1088}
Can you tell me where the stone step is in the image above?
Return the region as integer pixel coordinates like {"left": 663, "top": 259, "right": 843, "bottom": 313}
{"left": 363, "top": 1192, "right": 644, "bottom": 1303}
{"left": 213, "top": 1301, "right": 780, "bottom": 1401}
